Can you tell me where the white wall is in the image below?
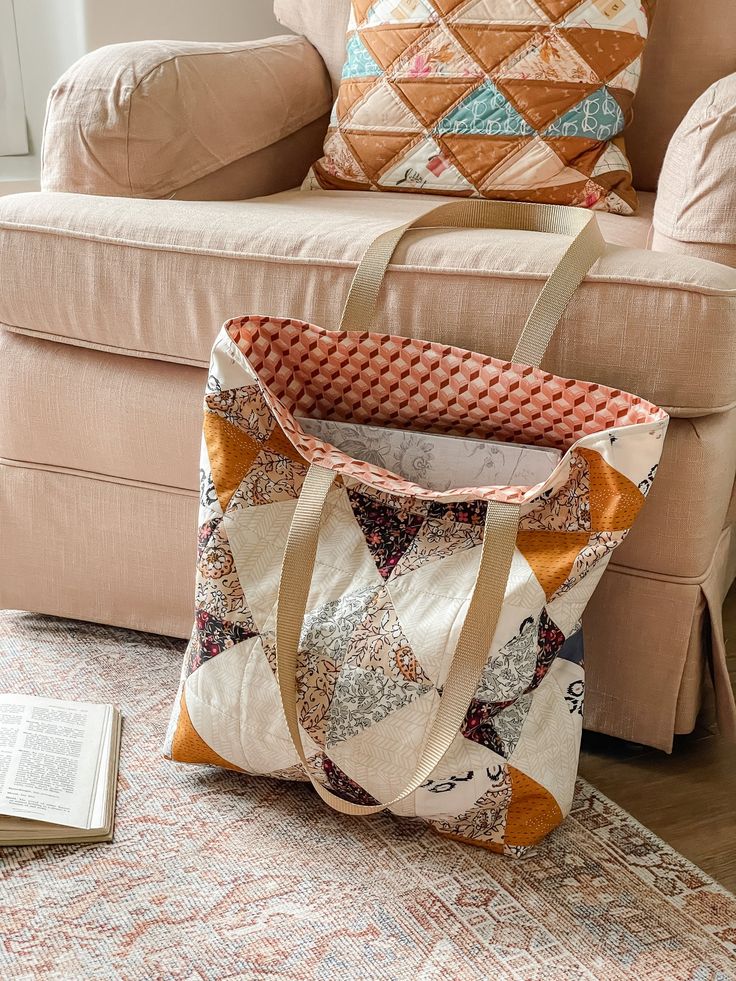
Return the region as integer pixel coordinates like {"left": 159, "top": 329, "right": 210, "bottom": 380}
{"left": 81, "top": 0, "right": 282, "bottom": 50}
{"left": 0, "top": 0, "right": 86, "bottom": 187}
{"left": 0, "top": 0, "right": 283, "bottom": 191}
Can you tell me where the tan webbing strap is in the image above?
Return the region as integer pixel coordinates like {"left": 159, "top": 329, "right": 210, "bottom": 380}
{"left": 339, "top": 199, "right": 606, "bottom": 369}
{"left": 276, "top": 463, "right": 521, "bottom": 815}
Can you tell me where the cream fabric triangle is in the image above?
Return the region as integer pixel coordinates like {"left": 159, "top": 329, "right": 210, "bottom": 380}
{"left": 591, "top": 139, "right": 631, "bottom": 177}
{"left": 560, "top": 0, "right": 648, "bottom": 36}
{"left": 482, "top": 137, "right": 585, "bottom": 190}
{"left": 498, "top": 32, "right": 598, "bottom": 84}
{"left": 391, "top": 19, "right": 482, "bottom": 77}
{"left": 450, "top": 0, "right": 548, "bottom": 24}
{"left": 378, "top": 135, "right": 475, "bottom": 192}
{"left": 609, "top": 55, "right": 642, "bottom": 93}
{"left": 364, "top": 0, "right": 438, "bottom": 25}
{"left": 349, "top": 78, "right": 425, "bottom": 131}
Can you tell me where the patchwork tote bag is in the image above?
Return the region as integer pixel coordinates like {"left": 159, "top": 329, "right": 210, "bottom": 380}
{"left": 165, "top": 200, "right": 668, "bottom": 854}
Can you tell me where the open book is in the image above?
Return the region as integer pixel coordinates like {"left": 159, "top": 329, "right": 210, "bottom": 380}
{"left": 0, "top": 695, "right": 121, "bottom": 846}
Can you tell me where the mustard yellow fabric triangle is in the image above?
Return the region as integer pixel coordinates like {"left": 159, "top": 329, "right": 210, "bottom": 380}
{"left": 579, "top": 447, "right": 645, "bottom": 531}
{"left": 504, "top": 766, "right": 563, "bottom": 848}
{"left": 170, "top": 691, "right": 244, "bottom": 772}
{"left": 203, "top": 412, "right": 261, "bottom": 512}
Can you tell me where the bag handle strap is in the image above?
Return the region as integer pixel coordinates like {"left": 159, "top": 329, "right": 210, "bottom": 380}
{"left": 339, "top": 199, "right": 606, "bottom": 369}
{"left": 276, "top": 463, "right": 520, "bottom": 816}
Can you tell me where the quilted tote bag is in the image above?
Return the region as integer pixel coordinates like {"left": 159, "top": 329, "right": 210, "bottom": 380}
{"left": 165, "top": 200, "right": 668, "bottom": 854}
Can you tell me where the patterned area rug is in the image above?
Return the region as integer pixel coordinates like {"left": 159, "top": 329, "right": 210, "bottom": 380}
{"left": 1, "top": 611, "right": 735, "bottom": 981}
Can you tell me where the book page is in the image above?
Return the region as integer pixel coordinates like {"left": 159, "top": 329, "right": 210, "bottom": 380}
{"left": 0, "top": 696, "right": 110, "bottom": 830}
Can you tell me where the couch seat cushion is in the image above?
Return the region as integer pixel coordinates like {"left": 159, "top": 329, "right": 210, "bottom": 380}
{"left": 0, "top": 188, "right": 734, "bottom": 416}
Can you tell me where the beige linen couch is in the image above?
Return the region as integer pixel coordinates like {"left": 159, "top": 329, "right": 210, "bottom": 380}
{"left": 1, "top": 0, "right": 735, "bottom": 751}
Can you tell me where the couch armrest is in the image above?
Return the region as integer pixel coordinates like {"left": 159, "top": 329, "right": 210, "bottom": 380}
{"left": 652, "top": 74, "right": 736, "bottom": 268}
{"left": 41, "top": 36, "right": 333, "bottom": 200}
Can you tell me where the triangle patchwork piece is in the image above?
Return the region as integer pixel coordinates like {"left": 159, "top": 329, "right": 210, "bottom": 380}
{"left": 439, "top": 134, "right": 526, "bottom": 189}
{"left": 343, "top": 31, "right": 384, "bottom": 78}
{"left": 450, "top": 0, "right": 548, "bottom": 25}
{"left": 498, "top": 77, "right": 600, "bottom": 131}
{"left": 437, "top": 79, "right": 534, "bottom": 136}
{"left": 533, "top": 0, "right": 583, "bottom": 22}
{"left": 378, "top": 134, "right": 475, "bottom": 191}
{"left": 363, "top": 0, "right": 438, "bottom": 26}
{"left": 348, "top": 78, "right": 425, "bottom": 131}
{"left": 449, "top": 24, "right": 537, "bottom": 75}
{"left": 427, "top": 0, "right": 468, "bottom": 13}
{"left": 609, "top": 54, "right": 642, "bottom": 94}
{"left": 360, "top": 24, "right": 430, "bottom": 71}
{"left": 352, "top": 0, "right": 378, "bottom": 26}
{"left": 392, "top": 21, "right": 483, "bottom": 76}
{"left": 542, "top": 85, "right": 624, "bottom": 138}
{"left": 497, "top": 31, "right": 598, "bottom": 85}
{"left": 203, "top": 411, "right": 260, "bottom": 513}
{"left": 579, "top": 447, "right": 644, "bottom": 530}
{"left": 391, "top": 77, "right": 478, "bottom": 127}
{"left": 503, "top": 765, "right": 563, "bottom": 847}
{"left": 560, "top": 0, "right": 649, "bottom": 37}
{"left": 343, "top": 130, "right": 419, "bottom": 181}
{"left": 515, "top": 530, "right": 591, "bottom": 600}
{"left": 337, "top": 78, "right": 381, "bottom": 119}
{"left": 590, "top": 137, "right": 630, "bottom": 177}
{"left": 347, "top": 487, "right": 426, "bottom": 579}
{"left": 543, "top": 136, "right": 608, "bottom": 177}
{"left": 481, "top": 136, "right": 584, "bottom": 190}
{"left": 561, "top": 27, "right": 646, "bottom": 82}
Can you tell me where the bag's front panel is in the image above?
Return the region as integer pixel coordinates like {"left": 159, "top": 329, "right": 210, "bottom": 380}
{"left": 166, "top": 321, "right": 667, "bottom": 854}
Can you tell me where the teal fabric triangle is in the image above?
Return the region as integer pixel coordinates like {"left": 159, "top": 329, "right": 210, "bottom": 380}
{"left": 342, "top": 33, "right": 383, "bottom": 79}
{"left": 543, "top": 87, "right": 624, "bottom": 140}
{"left": 435, "top": 80, "right": 534, "bottom": 137}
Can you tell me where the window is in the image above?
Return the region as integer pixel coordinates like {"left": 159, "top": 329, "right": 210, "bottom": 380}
{"left": 0, "top": 0, "right": 28, "bottom": 155}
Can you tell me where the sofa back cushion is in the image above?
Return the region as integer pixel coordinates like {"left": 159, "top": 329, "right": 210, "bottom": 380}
{"left": 274, "top": 0, "right": 736, "bottom": 192}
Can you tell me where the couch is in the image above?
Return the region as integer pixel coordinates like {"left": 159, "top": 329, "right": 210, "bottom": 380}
{"left": 1, "top": 0, "right": 735, "bottom": 751}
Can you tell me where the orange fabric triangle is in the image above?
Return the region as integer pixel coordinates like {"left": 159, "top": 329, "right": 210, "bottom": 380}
{"left": 543, "top": 136, "right": 608, "bottom": 176}
{"left": 337, "top": 79, "right": 379, "bottom": 119}
{"left": 485, "top": 182, "right": 591, "bottom": 204}
{"left": 561, "top": 28, "right": 646, "bottom": 82}
{"left": 439, "top": 134, "right": 523, "bottom": 187}
{"left": 203, "top": 412, "right": 261, "bottom": 512}
{"left": 578, "top": 447, "right": 644, "bottom": 531}
{"left": 497, "top": 78, "right": 600, "bottom": 130}
{"left": 504, "top": 767, "right": 563, "bottom": 848}
{"left": 533, "top": 0, "right": 582, "bottom": 21}
{"left": 391, "top": 78, "right": 477, "bottom": 127}
{"left": 450, "top": 24, "right": 537, "bottom": 74}
{"left": 607, "top": 86, "right": 635, "bottom": 123}
{"left": 429, "top": 0, "right": 468, "bottom": 14}
{"left": 170, "top": 691, "right": 245, "bottom": 771}
{"left": 360, "top": 25, "right": 429, "bottom": 72}
{"left": 352, "top": 0, "right": 376, "bottom": 26}
{"left": 516, "top": 529, "right": 590, "bottom": 600}
{"left": 343, "top": 131, "right": 418, "bottom": 181}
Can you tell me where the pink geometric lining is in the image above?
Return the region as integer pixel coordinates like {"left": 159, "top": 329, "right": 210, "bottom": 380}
{"left": 226, "top": 316, "right": 667, "bottom": 503}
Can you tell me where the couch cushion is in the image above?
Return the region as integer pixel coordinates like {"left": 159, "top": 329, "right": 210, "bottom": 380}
{"left": 42, "top": 37, "right": 333, "bottom": 199}
{"left": 276, "top": 0, "right": 736, "bottom": 194}
{"left": 306, "top": 0, "right": 654, "bottom": 213}
{"left": 0, "top": 188, "right": 734, "bottom": 416}
{"left": 652, "top": 74, "right": 736, "bottom": 269}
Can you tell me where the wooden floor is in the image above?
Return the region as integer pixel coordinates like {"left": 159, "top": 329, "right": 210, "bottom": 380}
{"left": 579, "top": 584, "right": 736, "bottom": 893}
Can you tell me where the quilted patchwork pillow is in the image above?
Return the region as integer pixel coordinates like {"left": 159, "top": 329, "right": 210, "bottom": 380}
{"left": 306, "top": 0, "right": 656, "bottom": 213}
